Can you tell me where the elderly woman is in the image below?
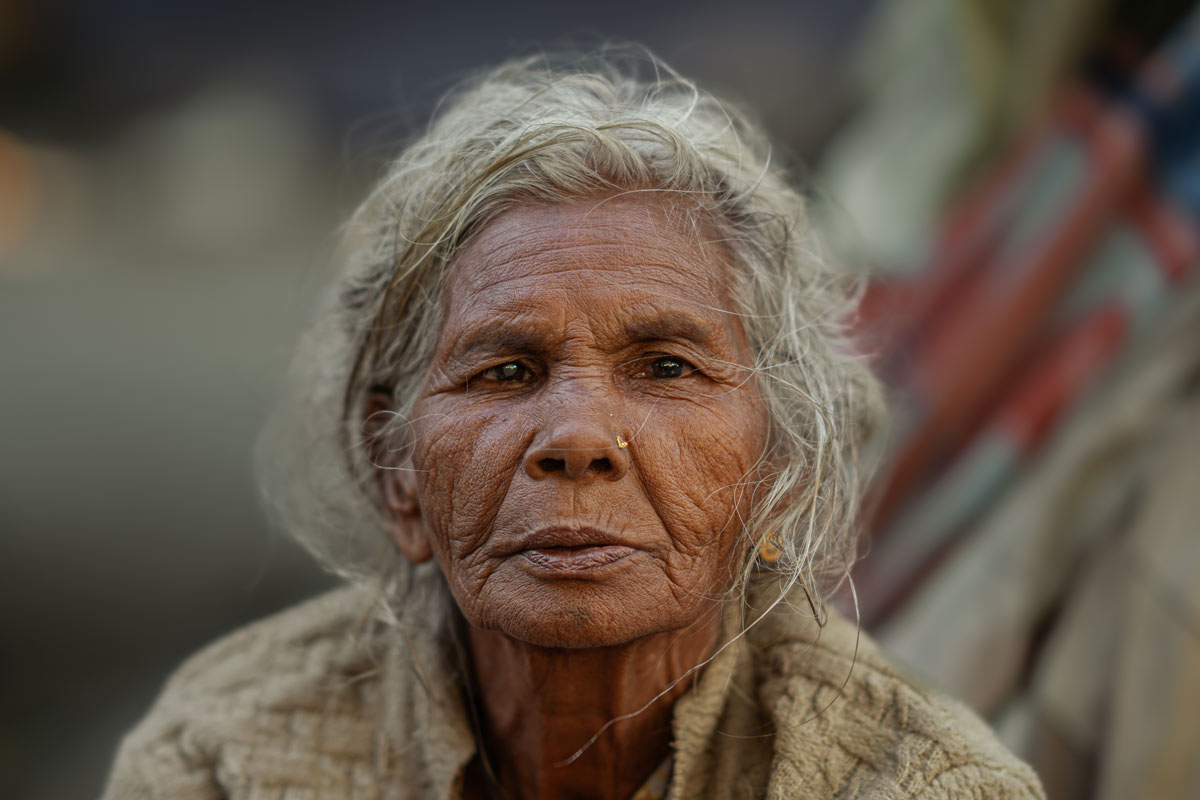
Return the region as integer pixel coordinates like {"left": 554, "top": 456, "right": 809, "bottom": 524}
{"left": 103, "top": 54, "right": 1043, "bottom": 799}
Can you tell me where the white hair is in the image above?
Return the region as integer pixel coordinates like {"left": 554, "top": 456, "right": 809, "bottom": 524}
{"left": 257, "top": 49, "right": 883, "bottom": 622}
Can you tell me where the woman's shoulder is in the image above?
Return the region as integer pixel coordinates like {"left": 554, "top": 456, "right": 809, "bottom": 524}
{"left": 744, "top": 586, "right": 1045, "bottom": 799}
{"left": 100, "top": 584, "right": 389, "bottom": 800}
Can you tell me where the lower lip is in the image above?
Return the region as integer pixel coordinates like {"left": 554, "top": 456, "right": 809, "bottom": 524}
{"left": 520, "top": 545, "right": 635, "bottom": 575}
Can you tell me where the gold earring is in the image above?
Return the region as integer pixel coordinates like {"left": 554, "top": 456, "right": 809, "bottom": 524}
{"left": 758, "top": 531, "right": 783, "bottom": 563}
{"left": 616, "top": 434, "right": 629, "bottom": 449}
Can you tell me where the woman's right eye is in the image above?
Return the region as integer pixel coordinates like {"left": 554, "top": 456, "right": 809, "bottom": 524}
{"left": 479, "top": 361, "right": 530, "bottom": 382}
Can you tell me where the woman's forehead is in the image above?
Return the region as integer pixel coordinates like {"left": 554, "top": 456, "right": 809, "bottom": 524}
{"left": 444, "top": 194, "right": 737, "bottom": 309}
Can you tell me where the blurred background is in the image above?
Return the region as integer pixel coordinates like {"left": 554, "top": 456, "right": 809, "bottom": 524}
{"left": 2, "top": 1, "right": 1198, "bottom": 798}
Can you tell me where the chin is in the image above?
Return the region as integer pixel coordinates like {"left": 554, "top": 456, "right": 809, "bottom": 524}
{"left": 464, "top": 579, "right": 696, "bottom": 649}
{"left": 514, "top": 613, "right": 654, "bottom": 649}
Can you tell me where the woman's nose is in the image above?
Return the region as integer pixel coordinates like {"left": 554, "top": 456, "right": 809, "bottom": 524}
{"left": 523, "top": 413, "right": 630, "bottom": 481}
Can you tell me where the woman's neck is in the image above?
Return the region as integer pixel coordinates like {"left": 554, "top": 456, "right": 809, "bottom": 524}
{"left": 463, "top": 603, "right": 723, "bottom": 800}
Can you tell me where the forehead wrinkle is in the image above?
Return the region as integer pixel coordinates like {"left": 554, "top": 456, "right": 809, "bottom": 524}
{"left": 448, "top": 202, "right": 727, "bottom": 291}
{"left": 454, "top": 220, "right": 719, "bottom": 274}
{"left": 440, "top": 271, "right": 744, "bottom": 362}
{"left": 437, "top": 196, "right": 746, "bottom": 361}
{"left": 457, "top": 261, "right": 721, "bottom": 299}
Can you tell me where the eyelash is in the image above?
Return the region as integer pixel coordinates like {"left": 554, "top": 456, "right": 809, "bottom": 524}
{"left": 471, "top": 354, "right": 698, "bottom": 385}
{"left": 478, "top": 361, "right": 533, "bottom": 383}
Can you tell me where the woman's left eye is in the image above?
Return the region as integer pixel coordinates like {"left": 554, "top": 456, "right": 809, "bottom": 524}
{"left": 646, "top": 356, "right": 695, "bottom": 379}
{"left": 480, "top": 362, "right": 530, "bottom": 382}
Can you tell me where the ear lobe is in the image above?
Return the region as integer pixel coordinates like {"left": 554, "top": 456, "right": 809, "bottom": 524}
{"left": 379, "top": 466, "right": 435, "bottom": 564}
{"left": 365, "top": 391, "right": 434, "bottom": 565}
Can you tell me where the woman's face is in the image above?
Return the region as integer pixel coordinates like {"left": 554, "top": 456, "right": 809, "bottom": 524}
{"left": 394, "top": 194, "right": 770, "bottom": 648}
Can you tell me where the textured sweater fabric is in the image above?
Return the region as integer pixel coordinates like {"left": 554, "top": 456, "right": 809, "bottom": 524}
{"left": 101, "top": 581, "right": 1044, "bottom": 799}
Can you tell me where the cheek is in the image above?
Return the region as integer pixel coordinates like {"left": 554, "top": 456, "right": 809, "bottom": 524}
{"left": 633, "top": 395, "right": 768, "bottom": 559}
{"left": 410, "top": 402, "right": 525, "bottom": 560}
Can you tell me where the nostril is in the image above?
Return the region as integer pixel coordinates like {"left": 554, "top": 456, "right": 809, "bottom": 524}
{"left": 591, "top": 458, "right": 612, "bottom": 473}
{"left": 538, "top": 457, "right": 565, "bottom": 473}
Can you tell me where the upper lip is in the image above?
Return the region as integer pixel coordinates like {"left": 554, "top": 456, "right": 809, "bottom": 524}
{"left": 515, "top": 525, "right": 633, "bottom": 552}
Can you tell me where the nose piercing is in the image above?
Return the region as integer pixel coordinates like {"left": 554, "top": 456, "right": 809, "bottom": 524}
{"left": 616, "top": 434, "right": 629, "bottom": 449}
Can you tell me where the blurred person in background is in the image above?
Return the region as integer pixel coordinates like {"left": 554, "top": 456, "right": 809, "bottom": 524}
{"left": 821, "top": 1, "right": 1200, "bottom": 797}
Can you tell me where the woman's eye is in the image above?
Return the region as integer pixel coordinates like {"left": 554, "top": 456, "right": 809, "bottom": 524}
{"left": 647, "top": 356, "right": 694, "bottom": 379}
{"left": 481, "top": 361, "right": 530, "bottom": 382}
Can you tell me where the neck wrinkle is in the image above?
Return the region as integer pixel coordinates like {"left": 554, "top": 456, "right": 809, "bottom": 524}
{"left": 465, "top": 602, "right": 724, "bottom": 800}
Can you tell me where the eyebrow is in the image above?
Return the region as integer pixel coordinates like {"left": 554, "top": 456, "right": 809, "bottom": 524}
{"left": 444, "top": 306, "right": 733, "bottom": 366}
{"left": 620, "top": 309, "right": 718, "bottom": 348}
{"left": 449, "top": 326, "right": 546, "bottom": 364}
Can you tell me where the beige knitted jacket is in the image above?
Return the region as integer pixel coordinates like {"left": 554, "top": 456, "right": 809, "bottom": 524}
{"left": 102, "top": 582, "right": 1044, "bottom": 799}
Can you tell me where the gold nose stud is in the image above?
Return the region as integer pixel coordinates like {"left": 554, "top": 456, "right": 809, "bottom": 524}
{"left": 616, "top": 434, "right": 629, "bottom": 449}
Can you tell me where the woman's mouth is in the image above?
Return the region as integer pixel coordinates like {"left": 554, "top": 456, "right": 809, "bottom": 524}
{"left": 520, "top": 544, "right": 636, "bottom": 573}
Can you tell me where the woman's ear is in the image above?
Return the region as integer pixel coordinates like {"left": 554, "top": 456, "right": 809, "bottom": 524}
{"left": 364, "top": 390, "right": 434, "bottom": 564}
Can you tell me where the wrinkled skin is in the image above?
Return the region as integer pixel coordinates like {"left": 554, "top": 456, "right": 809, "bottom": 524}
{"left": 376, "top": 194, "right": 770, "bottom": 799}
